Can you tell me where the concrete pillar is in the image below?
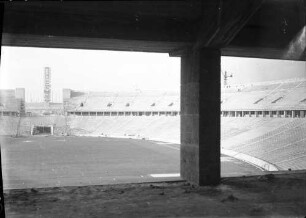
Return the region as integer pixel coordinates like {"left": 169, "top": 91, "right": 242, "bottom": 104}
{"left": 181, "top": 48, "right": 220, "bottom": 186}
{"left": 255, "top": 111, "right": 259, "bottom": 117}
{"left": 300, "top": 111, "right": 305, "bottom": 118}
{"left": 269, "top": 111, "right": 273, "bottom": 117}
{"left": 276, "top": 111, "right": 280, "bottom": 117}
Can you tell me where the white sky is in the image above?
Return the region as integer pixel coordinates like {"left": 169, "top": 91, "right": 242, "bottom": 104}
{"left": 222, "top": 57, "right": 305, "bottom": 85}
{"left": 0, "top": 46, "right": 305, "bottom": 102}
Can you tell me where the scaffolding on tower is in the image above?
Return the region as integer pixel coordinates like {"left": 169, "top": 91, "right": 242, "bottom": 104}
{"left": 44, "top": 67, "right": 51, "bottom": 104}
{"left": 222, "top": 71, "right": 233, "bottom": 88}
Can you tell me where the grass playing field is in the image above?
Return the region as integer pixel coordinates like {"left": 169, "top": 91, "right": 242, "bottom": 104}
{"left": 1, "top": 136, "right": 261, "bottom": 189}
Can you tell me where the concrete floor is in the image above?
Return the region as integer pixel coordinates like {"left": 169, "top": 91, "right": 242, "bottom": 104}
{"left": 4, "top": 172, "right": 306, "bottom": 217}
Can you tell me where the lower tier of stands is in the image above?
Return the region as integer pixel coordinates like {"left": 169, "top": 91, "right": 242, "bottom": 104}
{"left": 221, "top": 117, "right": 306, "bottom": 171}
{"left": 0, "top": 116, "right": 305, "bottom": 171}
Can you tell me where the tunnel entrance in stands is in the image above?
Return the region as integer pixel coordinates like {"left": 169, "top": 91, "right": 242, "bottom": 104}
{"left": 31, "top": 125, "right": 53, "bottom": 135}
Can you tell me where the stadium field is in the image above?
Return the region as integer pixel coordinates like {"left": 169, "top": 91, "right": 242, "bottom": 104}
{"left": 1, "top": 136, "right": 261, "bottom": 189}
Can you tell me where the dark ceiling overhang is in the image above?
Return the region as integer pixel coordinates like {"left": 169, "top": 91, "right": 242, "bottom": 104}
{"left": 1, "top": 1, "right": 305, "bottom": 61}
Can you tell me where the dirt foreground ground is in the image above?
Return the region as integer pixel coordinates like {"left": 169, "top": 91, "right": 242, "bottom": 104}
{"left": 4, "top": 172, "right": 306, "bottom": 218}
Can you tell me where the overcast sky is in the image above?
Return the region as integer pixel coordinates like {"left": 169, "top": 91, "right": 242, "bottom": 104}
{"left": 0, "top": 46, "right": 305, "bottom": 102}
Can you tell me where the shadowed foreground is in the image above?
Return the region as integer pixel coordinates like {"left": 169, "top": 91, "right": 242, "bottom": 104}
{"left": 4, "top": 172, "right": 306, "bottom": 217}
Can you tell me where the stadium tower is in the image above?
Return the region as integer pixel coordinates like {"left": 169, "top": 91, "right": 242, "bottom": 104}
{"left": 44, "top": 67, "right": 51, "bottom": 104}
{"left": 222, "top": 71, "right": 233, "bottom": 88}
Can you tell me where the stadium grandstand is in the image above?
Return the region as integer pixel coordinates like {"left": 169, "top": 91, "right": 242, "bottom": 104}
{"left": 221, "top": 78, "right": 306, "bottom": 117}
{"left": 0, "top": 79, "right": 305, "bottom": 172}
{"left": 63, "top": 89, "right": 180, "bottom": 117}
{"left": 63, "top": 79, "right": 306, "bottom": 171}
{"left": 220, "top": 78, "right": 306, "bottom": 171}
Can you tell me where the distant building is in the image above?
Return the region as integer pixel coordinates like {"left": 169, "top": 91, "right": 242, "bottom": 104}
{"left": 0, "top": 88, "right": 25, "bottom": 116}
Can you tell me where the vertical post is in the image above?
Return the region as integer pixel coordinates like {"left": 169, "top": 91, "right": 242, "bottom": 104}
{"left": 0, "top": 3, "right": 5, "bottom": 217}
{"left": 15, "top": 88, "right": 26, "bottom": 116}
{"left": 181, "top": 48, "right": 220, "bottom": 186}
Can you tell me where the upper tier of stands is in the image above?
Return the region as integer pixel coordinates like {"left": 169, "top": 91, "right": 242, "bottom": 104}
{"left": 66, "top": 91, "right": 180, "bottom": 112}
{"left": 65, "top": 78, "right": 306, "bottom": 113}
{"left": 222, "top": 79, "right": 306, "bottom": 111}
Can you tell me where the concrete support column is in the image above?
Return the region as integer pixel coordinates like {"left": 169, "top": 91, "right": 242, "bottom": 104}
{"left": 0, "top": 5, "right": 6, "bottom": 217}
{"left": 301, "top": 111, "right": 305, "bottom": 118}
{"left": 181, "top": 48, "right": 220, "bottom": 186}
{"left": 255, "top": 111, "right": 259, "bottom": 117}
{"left": 276, "top": 111, "right": 280, "bottom": 117}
